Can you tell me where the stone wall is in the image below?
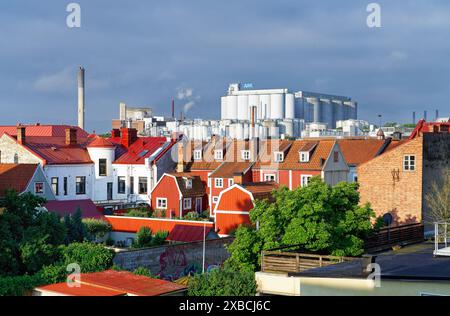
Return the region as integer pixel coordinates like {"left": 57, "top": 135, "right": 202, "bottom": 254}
{"left": 113, "top": 237, "right": 234, "bottom": 281}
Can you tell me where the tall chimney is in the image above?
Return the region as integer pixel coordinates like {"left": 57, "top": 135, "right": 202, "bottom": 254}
{"left": 424, "top": 110, "right": 427, "bottom": 121}
{"left": 17, "top": 125, "right": 26, "bottom": 144}
{"left": 78, "top": 67, "right": 85, "bottom": 130}
{"left": 121, "top": 127, "right": 138, "bottom": 148}
{"left": 435, "top": 109, "right": 439, "bottom": 121}
{"left": 412, "top": 111, "right": 416, "bottom": 125}
{"left": 171, "top": 98, "right": 175, "bottom": 119}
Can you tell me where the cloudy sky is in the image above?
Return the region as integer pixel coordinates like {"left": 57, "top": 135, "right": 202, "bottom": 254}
{"left": 0, "top": 0, "right": 449, "bottom": 133}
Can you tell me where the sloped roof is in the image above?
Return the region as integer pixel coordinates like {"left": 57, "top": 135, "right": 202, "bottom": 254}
{"left": 168, "top": 173, "right": 206, "bottom": 197}
{"left": 253, "top": 139, "right": 292, "bottom": 169}
{"left": 187, "top": 137, "right": 230, "bottom": 171}
{"left": 36, "top": 282, "right": 125, "bottom": 296}
{"left": 45, "top": 199, "right": 104, "bottom": 219}
{"left": 111, "top": 137, "right": 170, "bottom": 165}
{"left": 337, "top": 139, "right": 386, "bottom": 166}
{"left": 280, "top": 139, "right": 335, "bottom": 170}
{"left": 0, "top": 125, "right": 88, "bottom": 138}
{"left": 35, "top": 270, "right": 187, "bottom": 296}
{"left": 242, "top": 181, "right": 279, "bottom": 201}
{"left": 167, "top": 224, "right": 214, "bottom": 243}
{"left": 87, "top": 136, "right": 115, "bottom": 148}
{"left": 209, "top": 162, "right": 253, "bottom": 179}
{"left": 0, "top": 164, "right": 38, "bottom": 197}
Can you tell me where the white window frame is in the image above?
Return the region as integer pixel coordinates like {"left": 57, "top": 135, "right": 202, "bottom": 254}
{"left": 264, "top": 174, "right": 276, "bottom": 182}
{"left": 193, "top": 150, "right": 202, "bottom": 161}
{"left": 274, "top": 151, "right": 284, "bottom": 163}
{"left": 215, "top": 178, "right": 223, "bottom": 188}
{"left": 241, "top": 150, "right": 251, "bottom": 161}
{"left": 301, "top": 175, "right": 313, "bottom": 187}
{"left": 34, "top": 182, "right": 44, "bottom": 194}
{"left": 403, "top": 155, "right": 416, "bottom": 171}
{"left": 212, "top": 196, "right": 219, "bottom": 204}
{"left": 299, "top": 151, "right": 309, "bottom": 162}
{"left": 214, "top": 150, "right": 223, "bottom": 160}
{"left": 185, "top": 178, "right": 192, "bottom": 189}
{"left": 156, "top": 198, "right": 167, "bottom": 210}
{"left": 228, "top": 178, "right": 234, "bottom": 186}
{"left": 183, "top": 198, "right": 192, "bottom": 210}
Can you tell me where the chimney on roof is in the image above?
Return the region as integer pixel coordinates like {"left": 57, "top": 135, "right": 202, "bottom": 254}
{"left": 17, "top": 125, "right": 26, "bottom": 144}
{"left": 250, "top": 137, "right": 260, "bottom": 162}
{"left": 171, "top": 98, "right": 175, "bottom": 119}
{"left": 121, "top": 127, "right": 138, "bottom": 148}
{"left": 177, "top": 142, "right": 185, "bottom": 173}
{"left": 111, "top": 129, "right": 121, "bottom": 138}
{"left": 66, "top": 128, "right": 78, "bottom": 146}
{"left": 233, "top": 172, "right": 243, "bottom": 185}
{"left": 78, "top": 67, "right": 85, "bottom": 130}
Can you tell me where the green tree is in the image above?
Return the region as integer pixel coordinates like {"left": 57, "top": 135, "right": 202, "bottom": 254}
{"left": 132, "top": 227, "right": 153, "bottom": 248}
{"left": 188, "top": 268, "right": 256, "bottom": 296}
{"left": 64, "top": 208, "right": 87, "bottom": 244}
{"left": 225, "top": 178, "right": 377, "bottom": 272}
{"left": 425, "top": 169, "right": 450, "bottom": 224}
{"left": 82, "top": 218, "right": 112, "bottom": 242}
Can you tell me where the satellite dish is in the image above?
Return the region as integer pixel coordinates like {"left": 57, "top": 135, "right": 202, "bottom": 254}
{"left": 383, "top": 213, "right": 393, "bottom": 226}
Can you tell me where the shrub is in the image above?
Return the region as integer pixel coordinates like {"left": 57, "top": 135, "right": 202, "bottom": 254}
{"left": 61, "top": 242, "right": 114, "bottom": 273}
{"left": 133, "top": 267, "right": 152, "bottom": 277}
{"left": 63, "top": 209, "right": 87, "bottom": 244}
{"left": 151, "top": 231, "right": 168, "bottom": 246}
{"left": 38, "top": 263, "right": 68, "bottom": 285}
{"left": 132, "top": 227, "right": 153, "bottom": 248}
{"left": 0, "top": 274, "right": 44, "bottom": 296}
{"left": 126, "top": 209, "right": 151, "bottom": 218}
{"left": 82, "top": 218, "right": 112, "bottom": 241}
{"left": 187, "top": 268, "right": 256, "bottom": 296}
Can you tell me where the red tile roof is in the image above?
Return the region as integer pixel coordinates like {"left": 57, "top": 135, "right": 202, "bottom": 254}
{"left": 45, "top": 199, "right": 104, "bottom": 219}
{"left": 242, "top": 181, "right": 279, "bottom": 201}
{"left": 0, "top": 164, "right": 38, "bottom": 197}
{"left": 36, "top": 270, "right": 187, "bottom": 296}
{"left": 210, "top": 162, "right": 253, "bottom": 179}
{"left": 337, "top": 139, "right": 386, "bottom": 166}
{"left": 0, "top": 125, "right": 88, "bottom": 138}
{"left": 167, "top": 173, "right": 206, "bottom": 197}
{"left": 167, "top": 224, "right": 213, "bottom": 243}
{"left": 110, "top": 136, "right": 171, "bottom": 165}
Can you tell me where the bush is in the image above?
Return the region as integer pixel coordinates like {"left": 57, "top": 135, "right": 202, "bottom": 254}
{"left": 63, "top": 209, "right": 87, "bottom": 244}
{"left": 61, "top": 242, "right": 114, "bottom": 273}
{"left": 188, "top": 268, "right": 256, "bottom": 296}
{"left": 126, "top": 209, "right": 151, "bottom": 218}
{"left": 132, "top": 227, "right": 153, "bottom": 248}
{"left": 152, "top": 231, "right": 168, "bottom": 246}
{"left": 82, "top": 218, "right": 112, "bottom": 241}
{"left": 0, "top": 274, "right": 44, "bottom": 296}
{"left": 38, "top": 263, "right": 68, "bottom": 285}
{"left": 133, "top": 267, "right": 153, "bottom": 277}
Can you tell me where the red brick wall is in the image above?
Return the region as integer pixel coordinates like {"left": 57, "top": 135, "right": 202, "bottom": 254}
{"left": 358, "top": 137, "right": 423, "bottom": 225}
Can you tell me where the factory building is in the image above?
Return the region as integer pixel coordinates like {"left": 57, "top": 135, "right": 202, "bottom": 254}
{"left": 220, "top": 83, "right": 357, "bottom": 135}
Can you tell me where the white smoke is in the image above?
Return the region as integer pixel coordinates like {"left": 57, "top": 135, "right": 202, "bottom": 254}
{"left": 176, "top": 87, "right": 199, "bottom": 115}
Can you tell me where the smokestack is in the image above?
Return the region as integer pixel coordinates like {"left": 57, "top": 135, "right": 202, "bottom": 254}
{"left": 435, "top": 109, "right": 439, "bottom": 121}
{"left": 412, "top": 111, "right": 416, "bottom": 125}
{"left": 171, "top": 98, "right": 175, "bottom": 119}
{"left": 424, "top": 110, "right": 427, "bottom": 121}
{"left": 78, "top": 67, "right": 85, "bottom": 130}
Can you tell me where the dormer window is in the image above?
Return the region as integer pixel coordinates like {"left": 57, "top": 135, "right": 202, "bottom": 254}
{"left": 185, "top": 178, "right": 193, "bottom": 189}
{"left": 241, "top": 150, "right": 250, "bottom": 161}
{"left": 274, "top": 152, "right": 284, "bottom": 163}
{"left": 299, "top": 152, "right": 309, "bottom": 162}
{"left": 194, "top": 150, "right": 202, "bottom": 161}
{"left": 214, "top": 150, "right": 223, "bottom": 160}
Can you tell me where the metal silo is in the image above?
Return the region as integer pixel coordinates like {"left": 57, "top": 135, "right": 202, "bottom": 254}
{"left": 237, "top": 95, "right": 249, "bottom": 121}
{"left": 333, "top": 100, "right": 344, "bottom": 122}
{"left": 279, "top": 120, "right": 294, "bottom": 137}
{"left": 227, "top": 96, "right": 238, "bottom": 120}
{"left": 221, "top": 96, "right": 228, "bottom": 120}
{"left": 285, "top": 94, "right": 295, "bottom": 119}
{"left": 321, "top": 99, "right": 334, "bottom": 129}
{"left": 270, "top": 94, "right": 285, "bottom": 119}
{"left": 295, "top": 97, "right": 305, "bottom": 120}
{"left": 308, "top": 97, "right": 321, "bottom": 122}
{"left": 260, "top": 95, "right": 271, "bottom": 120}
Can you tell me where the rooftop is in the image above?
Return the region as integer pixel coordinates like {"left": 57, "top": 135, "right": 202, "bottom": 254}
{"left": 0, "top": 164, "right": 38, "bottom": 197}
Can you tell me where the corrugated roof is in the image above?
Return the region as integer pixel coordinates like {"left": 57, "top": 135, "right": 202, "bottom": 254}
{"left": 0, "top": 125, "right": 88, "bottom": 138}
{"left": 36, "top": 283, "right": 125, "bottom": 296}
{"left": 167, "top": 224, "right": 212, "bottom": 242}
{"left": 87, "top": 136, "right": 115, "bottom": 148}
{"left": 0, "top": 164, "right": 38, "bottom": 197}
{"left": 111, "top": 137, "right": 169, "bottom": 165}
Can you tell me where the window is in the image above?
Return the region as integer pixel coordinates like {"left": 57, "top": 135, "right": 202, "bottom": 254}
{"left": 333, "top": 151, "right": 339, "bottom": 163}
{"left": 299, "top": 152, "right": 309, "bottom": 162}
{"left": 183, "top": 198, "right": 192, "bottom": 210}
{"left": 214, "top": 150, "right": 223, "bottom": 160}
{"left": 215, "top": 178, "right": 223, "bottom": 188}
{"left": 212, "top": 196, "right": 219, "bottom": 204}
{"left": 274, "top": 152, "right": 284, "bottom": 163}
{"left": 353, "top": 175, "right": 358, "bottom": 183}
{"left": 34, "top": 182, "right": 44, "bottom": 194}
{"left": 194, "top": 150, "right": 202, "bottom": 160}
{"left": 185, "top": 178, "right": 192, "bottom": 189}
{"left": 228, "top": 179, "right": 234, "bottom": 186}
{"left": 130, "top": 176, "right": 134, "bottom": 195}
{"left": 76, "top": 176, "right": 86, "bottom": 195}
{"left": 138, "top": 177, "right": 148, "bottom": 194}
{"left": 99, "top": 159, "right": 107, "bottom": 176}
{"left": 156, "top": 198, "right": 167, "bottom": 209}
{"left": 118, "top": 176, "right": 126, "bottom": 194}
{"left": 14, "top": 153, "right": 18, "bottom": 164}
{"left": 264, "top": 174, "right": 276, "bottom": 182}
{"left": 63, "top": 177, "right": 68, "bottom": 195}
{"left": 301, "top": 175, "right": 313, "bottom": 187}
{"left": 403, "top": 155, "right": 416, "bottom": 171}
{"left": 51, "top": 177, "right": 59, "bottom": 195}
{"left": 241, "top": 150, "right": 250, "bottom": 161}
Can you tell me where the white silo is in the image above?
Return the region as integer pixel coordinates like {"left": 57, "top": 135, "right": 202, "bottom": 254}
{"left": 285, "top": 94, "right": 295, "bottom": 119}
{"left": 308, "top": 97, "right": 321, "bottom": 123}
{"left": 295, "top": 97, "right": 305, "bottom": 120}
{"left": 221, "top": 96, "right": 228, "bottom": 120}
{"left": 227, "top": 96, "right": 238, "bottom": 120}
{"left": 343, "top": 101, "right": 352, "bottom": 120}
{"left": 237, "top": 95, "right": 249, "bottom": 121}
{"left": 260, "top": 95, "right": 271, "bottom": 120}
{"left": 270, "top": 126, "right": 279, "bottom": 138}
{"left": 243, "top": 123, "right": 250, "bottom": 140}
{"left": 333, "top": 100, "right": 344, "bottom": 122}
{"left": 270, "top": 94, "right": 285, "bottom": 119}
{"left": 279, "top": 120, "right": 294, "bottom": 137}
{"left": 248, "top": 95, "right": 260, "bottom": 120}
